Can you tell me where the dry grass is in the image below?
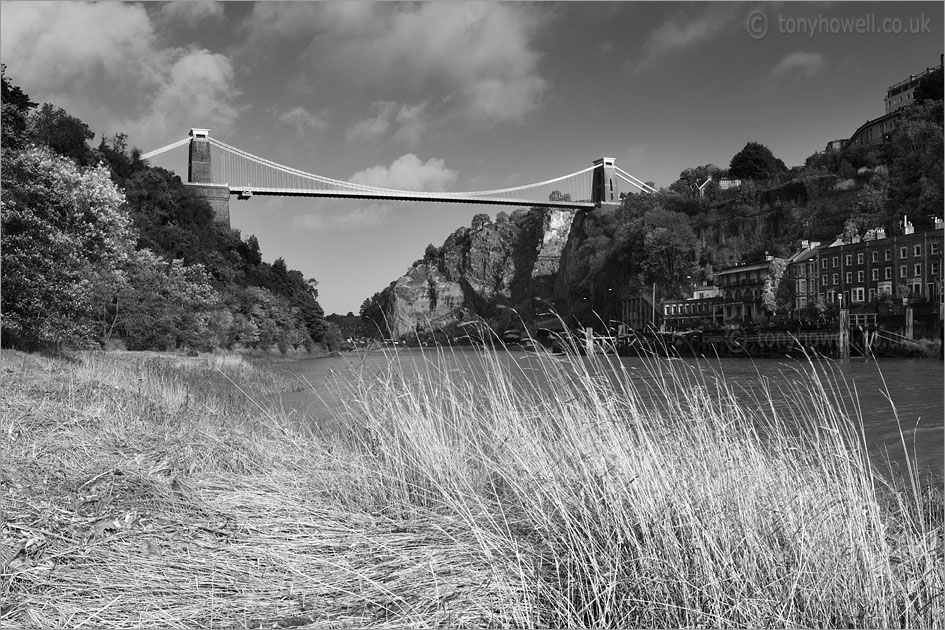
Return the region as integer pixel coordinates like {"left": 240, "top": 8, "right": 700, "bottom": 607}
{"left": 1, "top": 343, "right": 942, "bottom": 628}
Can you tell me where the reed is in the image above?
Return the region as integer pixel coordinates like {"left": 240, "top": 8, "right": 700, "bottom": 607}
{"left": 1, "top": 342, "right": 941, "bottom": 628}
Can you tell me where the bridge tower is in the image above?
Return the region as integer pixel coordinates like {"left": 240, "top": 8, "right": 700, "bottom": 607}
{"left": 186, "top": 128, "right": 231, "bottom": 227}
{"left": 591, "top": 157, "right": 620, "bottom": 209}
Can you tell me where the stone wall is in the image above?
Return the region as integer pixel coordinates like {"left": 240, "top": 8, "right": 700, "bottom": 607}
{"left": 186, "top": 183, "right": 231, "bottom": 227}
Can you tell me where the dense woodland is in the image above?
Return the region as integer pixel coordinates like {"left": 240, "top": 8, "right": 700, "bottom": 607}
{"left": 360, "top": 67, "right": 943, "bottom": 335}
{"left": 1, "top": 67, "right": 337, "bottom": 353}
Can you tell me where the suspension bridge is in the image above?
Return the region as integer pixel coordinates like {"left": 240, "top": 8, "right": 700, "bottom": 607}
{"left": 142, "top": 128, "right": 656, "bottom": 226}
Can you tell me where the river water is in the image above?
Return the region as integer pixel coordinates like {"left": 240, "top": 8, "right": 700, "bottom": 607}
{"left": 269, "top": 349, "right": 944, "bottom": 481}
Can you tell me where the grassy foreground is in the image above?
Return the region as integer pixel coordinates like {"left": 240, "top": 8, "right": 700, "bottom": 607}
{"left": 1, "top": 347, "right": 942, "bottom": 628}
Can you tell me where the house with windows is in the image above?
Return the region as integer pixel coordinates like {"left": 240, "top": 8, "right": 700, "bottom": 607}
{"left": 713, "top": 260, "right": 776, "bottom": 323}
{"left": 814, "top": 217, "right": 943, "bottom": 309}
{"left": 786, "top": 240, "right": 821, "bottom": 311}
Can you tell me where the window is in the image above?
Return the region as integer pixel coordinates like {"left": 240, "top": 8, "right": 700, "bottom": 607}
{"left": 932, "top": 242, "right": 940, "bottom": 255}
{"left": 900, "top": 247, "right": 907, "bottom": 258}
{"left": 832, "top": 273, "right": 838, "bottom": 285}
{"left": 853, "top": 287, "right": 865, "bottom": 303}
{"left": 845, "top": 254, "right": 852, "bottom": 266}
{"left": 799, "top": 279, "right": 807, "bottom": 294}
{"left": 915, "top": 263, "right": 923, "bottom": 276}
{"left": 914, "top": 245, "right": 921, "bottom": 257}
{"left": 827, "top": 289, "right": 836, "bottom": 303}
{"left": 869, "top": 288, "right": 876, "bottom": 302}
{"left": 857, "top": 253, "right": 864, "bottom": 265}
{"left": 885, "top": 267, "right": 892, "bottom": 280}
{"left": 821, "top": 258, "right": 828, "bottom": 270}
{"left": 871, "top": 269, "right": 879, "bottom": 281}
{"left": 884, "top": 249, "right": 891, "bottom": 261}
{"left": 832, "top": 256, "right": 839, "bottom": 268}
{"left": 857, "top": 271, "right": 864, "bottom": 282}
{"left": 933, "top": 262, "right": 940, "bottom": 276}
{"left": 822, "top": 274, "right": 828, "bottom": 285}
{"left": 845, "top": 272, "right": 852, "bottom": 284}
{"left": 900, "top": 265, "right": 908, "bottom": 277}
{"left": 871, "top": 251, "right": 878, "bottom": 263}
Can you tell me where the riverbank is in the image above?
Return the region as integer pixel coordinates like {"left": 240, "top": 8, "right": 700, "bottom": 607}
{"left": 1, "top": 349, "right": 942, "bottom": 628}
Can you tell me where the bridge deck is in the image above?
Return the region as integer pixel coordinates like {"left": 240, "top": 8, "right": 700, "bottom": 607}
{"left": 184, "top": 184, "right": 596, "bottom": 209}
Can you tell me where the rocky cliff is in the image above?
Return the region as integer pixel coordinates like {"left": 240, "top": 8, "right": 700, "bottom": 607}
{"left": 387, "top": 263, "right": 465, "bottom": 339}
{"left": 382, "top": 207, "right": 575, "bottom": 338}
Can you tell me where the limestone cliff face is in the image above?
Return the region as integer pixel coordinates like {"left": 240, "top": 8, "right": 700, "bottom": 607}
{"left": 532, "top": 207, "right": 576, "bottom": 294}
{"left": 388, "top": 263, "right": 465, "bottom": 339}
{"left": 381, "top": 207, "right": 575, "bottom": 337}
{"left": 553, "top": 208, "right": 591, "bottom": 306}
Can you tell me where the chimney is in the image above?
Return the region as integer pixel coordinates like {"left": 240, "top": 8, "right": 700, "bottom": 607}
{"left": 934, "top": 216, "right": 944, "bottom": 231}
{"left": 875, "top": 228, "right": 886, "bottom": 240}
{"left": 901, "top": 215, "right": 914, "bottom": 235}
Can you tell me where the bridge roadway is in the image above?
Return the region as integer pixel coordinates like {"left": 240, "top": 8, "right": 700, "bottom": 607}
{"left": 206, "top": 184, "right": 595, "bottom": 209}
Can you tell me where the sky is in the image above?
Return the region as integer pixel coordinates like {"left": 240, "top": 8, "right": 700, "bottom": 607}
{"left": 1, "top": 2, "right": 942, "bottom": 315}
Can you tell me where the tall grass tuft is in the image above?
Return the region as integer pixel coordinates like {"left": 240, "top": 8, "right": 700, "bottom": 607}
{"left": 328, "top": 336, "right": 944, "bottom": 628}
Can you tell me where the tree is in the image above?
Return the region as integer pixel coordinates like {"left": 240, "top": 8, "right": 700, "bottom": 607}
{"left": 640, "top": 208, "right": 699, "bottom": 293}
{"left": 241, "top": 235, "right": 263, "bottom": 266}
{"left": 914, "top": 68, "right": 943, "bottom": 104}
{"left": 761, "top": 258, "right": 789, "bottom": 315}
{"left": 113, "top": 250, "right": 222, "bottom": 351}
{"left": 1, "top": 66, "right": 36, "bottom": 150}
{"left": 886, "top": 100, "right": 944, "bottom": 231}
{"left": 1, "top": 146, "right": 134, "bottom": 349}
{"left": 360, "top": 287, "right": 393, "bottom": 338}
{"left": 729, "top": 141, "right": 787, "bottom": 181}
{"left": 321, "top": 324, "right": 346, "bottom": 352}
{"left": 471, "top": 213, "right": 491, "bottom": 230}
{"left": 669, "top": 164, "right": 721, "bottom": 198}
{"left": 549, "top": 190, "right": 571, "bottom": 202}
{"left": 97, "top": 133, "right": 144, "bottom": 187}
{"left": 29, "top": 103, "right": 95, "bottom": 165}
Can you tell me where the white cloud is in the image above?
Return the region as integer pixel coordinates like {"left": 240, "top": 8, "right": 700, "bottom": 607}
{"left": 631, "top": 5, "right": 740, "bottom": 74}
{"left": 0, "top": 2, "right": 240, "bottom": 149}
{"left": 241, "top": 2, "right": 549, "bottom": 128}
{"left": 346, "top": 100, "right": 429, "bottom": 146}
{"left": 349, "top": 154, "right": 457, "bottom": 192}
{"left": 770, "top": 51, "right": 825, "bottom": 79}
{"left": 155, "top": 1, "right": 225, "bottom": 26}
{"left": 1, "top": 2, "right": 159, "bottom": 93}
{"left": 273, "top": 106, "right": 326, "bottom": 137}
{"left": 291, "top": 203, "right": 396, "bottom": 232}
{"left": 136, "top": 48, "right": 239, "bottom": 144}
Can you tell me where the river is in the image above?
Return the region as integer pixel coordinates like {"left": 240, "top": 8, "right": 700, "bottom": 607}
{"left": 268, "top": 348, "right": 943, "bottom": 481}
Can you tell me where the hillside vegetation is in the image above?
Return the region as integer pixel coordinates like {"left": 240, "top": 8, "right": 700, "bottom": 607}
{"left": 1, "top": 67, "right": 334, "bottom": 354}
